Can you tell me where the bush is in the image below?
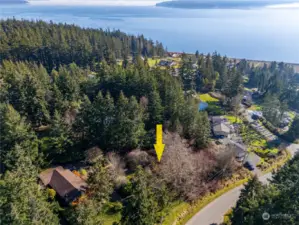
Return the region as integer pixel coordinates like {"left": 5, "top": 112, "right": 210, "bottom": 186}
{"left": 47, "top": 188, "right": 56, "bottom": 200}
{"left": 126, "top": 149, "right": 150, "bottom": 172}
{"left": 80, "top": 169, "right": 87, "bottom": 176}
{"left": 222, "top": 209, "right": 233, "bottom": 225}
{"left": 106, "top": 202, "right": 123, "bottom": 214}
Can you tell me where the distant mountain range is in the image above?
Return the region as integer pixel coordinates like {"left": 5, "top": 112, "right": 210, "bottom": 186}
{"left": 0, "top": 0, "right": 28, "bottom": 4}
{"left": 156, "top": 0, "right": 298, "bottom": 9}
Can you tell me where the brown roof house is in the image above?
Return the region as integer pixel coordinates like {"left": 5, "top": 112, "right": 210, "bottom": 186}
{"left": 39, "top": 166, "right": 87, "bottom": 204}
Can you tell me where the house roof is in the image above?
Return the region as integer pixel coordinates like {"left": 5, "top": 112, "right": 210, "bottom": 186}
{"left": 213, "top": 123, "right": 230, "bottom": 134}
{"left": 245, "top": 152, "right": 261, "bottom": 167}
{"left": 212, "top": 116, "right": 226, "bottom": 125}
{"left": 229, "top": 141, "right": 247, "bottom": 157}
{"left": 39, "top": 166, "right": 87, "bottom": 198}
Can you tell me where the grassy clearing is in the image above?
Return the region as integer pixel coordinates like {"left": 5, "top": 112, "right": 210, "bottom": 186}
{"left": 162, "top": 201, "right": 190, "bottom": 225}
{"left": 198, "top": 93, "right": 224, "bottom": 115}
{"left": 225, "top": 115, "right": 242, "bottom": 124}
{"left": 148, "top": 58, "right": 161, "bottom": 67}
{"left": 199, "top": 93, "right": 219, "bottom": 102}
{"left": 102, "top": 212, "right": 121, "bottom": 225}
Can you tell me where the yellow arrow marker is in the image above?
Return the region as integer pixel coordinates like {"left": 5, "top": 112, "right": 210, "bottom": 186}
{"left": 154, "top": 124, "right": 165, "bottom": 162}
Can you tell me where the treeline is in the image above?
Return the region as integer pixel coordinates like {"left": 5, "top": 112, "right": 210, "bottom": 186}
{"left": 228, "top": 155, "right": 299, "bottom": 225}
{"left": 247, "top": 61, "right": 299, "bottom": 110}
{"left": 0, "top": 19, "right": 165, "bottom": 70}
{"left": 180, "top": 52, "right": 244, "bottom": 109}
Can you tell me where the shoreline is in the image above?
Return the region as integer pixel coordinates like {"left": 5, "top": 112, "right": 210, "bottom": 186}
{"left": 169, "top": 51, "right": 299, "bottom": 72}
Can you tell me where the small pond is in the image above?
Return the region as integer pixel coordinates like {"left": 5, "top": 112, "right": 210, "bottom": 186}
{"left": 199, "top": 102, "right": 209, "bottom": 111}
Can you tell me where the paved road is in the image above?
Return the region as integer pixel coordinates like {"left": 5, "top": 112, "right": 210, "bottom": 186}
{"left": 186, "top": 144, "right": 299, "bottom": 225}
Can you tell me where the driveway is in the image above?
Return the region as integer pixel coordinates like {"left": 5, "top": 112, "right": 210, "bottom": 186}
{"left": 185, "top": 147, "right": 296, "bottom": 225}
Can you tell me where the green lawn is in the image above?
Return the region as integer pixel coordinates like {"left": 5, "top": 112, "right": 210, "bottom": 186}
{"left": 162, "top": 201, "right": 190, "bottom": 225}
{"left": 248, "top": 139, "right": 279, "bottom": 157}
{"left": 225, "top": 115, "right": 242, "bottom": 124}
{"left": 199, "top": 93, "right": 219, "bottom": 102}
{"left": 102, "top": 212, "right": 121, "bottom": 225}
{"left": 289, "top": 111, "right": 296, "bottom": 119}
{"left": 148, "top": 58, "right": 161, "bottom": 67}
{"left": 198, "top": 93, "right": 224, "bottom": 115}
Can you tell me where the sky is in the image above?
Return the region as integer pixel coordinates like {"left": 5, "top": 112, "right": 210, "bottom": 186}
{"left": 28, "top": 0, "right": 165, "bottom": 6}
{"left": 28, "top": 0, "right": 299, "bottom": 7}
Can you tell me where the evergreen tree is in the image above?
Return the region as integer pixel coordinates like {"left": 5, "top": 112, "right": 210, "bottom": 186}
{"left": 194, "top": 112, "right": 211, "bottom": 148}
{"left": 0, "top": 146, "right": 60, "bottom": 225}
{"left": 231, "top": 176, "right": 266, "bottom": 225}
{"left": 121, "top": 167, "right": 159, "bottom": 225}
{"left": 0, "top": 104, "right": 39, "bottom": 171}
{"left": 87, "top": 155, "right": 114, "bottom": 205}
{"left": 285, "top": 116, "right": 299, "bottom": 141}
{"left": 40, "top": 110, "right": 73, "bottom": 163}
{"left": 66, "top": 200, "right": 103, "bottom": 225}
{"left": 146, "top": 89, "right": 164, "bottom": 129}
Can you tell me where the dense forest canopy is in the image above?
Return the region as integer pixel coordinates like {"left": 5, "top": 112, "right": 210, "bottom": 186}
{"left": 0, "top": 19, "right": 165, "bottom": 70}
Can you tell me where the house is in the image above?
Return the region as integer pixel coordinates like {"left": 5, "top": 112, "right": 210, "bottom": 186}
{"left": 211, "top": 116, "right": 227, "bottom": 125}
{"left": 159, "top": 60, "right": 169, "bottom": 66}
{"left": 244, "top": 152, "right": 261, "bottom": 170}
{"left": 159, "top": 60, "right": 176, "bottom": 67}
{"left": 39, "top": 166, "right": 87, "bottom": 204}
{"left": 210, "top": 116, "right": 230, "bottom": 137}
{"left": 213, "top": 123, "right": 230, "bottom": 137}
{"left": 228, "top": 141, "right": 247, "bottom": 162}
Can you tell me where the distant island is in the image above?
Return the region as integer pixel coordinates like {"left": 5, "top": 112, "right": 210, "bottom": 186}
{"left": 156, "top": 0, "right": 296, "bottom": 9}
{"left": 0, "top": 0, "right": 28, "bottom": 4}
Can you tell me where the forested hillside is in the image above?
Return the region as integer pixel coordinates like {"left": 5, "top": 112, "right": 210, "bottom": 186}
{"left": 0, "top": 19, "right": 165, "bottom": 70}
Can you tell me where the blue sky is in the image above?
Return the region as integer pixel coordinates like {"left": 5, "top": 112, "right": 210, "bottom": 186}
{"left": 28, "top": 0, "right": 299, "bottom": 7}
{"left": 29, "top": 0, "right": 165, "bottom": 5}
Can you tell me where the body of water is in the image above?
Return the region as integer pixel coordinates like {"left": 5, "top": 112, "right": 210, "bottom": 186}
{"left": 1, "top": 4, "right": 299, "bottom": 63}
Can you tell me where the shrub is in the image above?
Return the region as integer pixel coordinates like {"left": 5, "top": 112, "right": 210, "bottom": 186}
{"left": 80, "top": 169, "right": 87, "bottom": 176}
{"left": 47, "top": 188, "right": 56, "bottom": 200}
{"left": 106, "top": 202, "right": 123, "bottom": 214}
{"left": 107, "top": 152, "right": 127, "bottom": 188}
{"left": 126, "top": 149, "right": 150, "bottom": 172}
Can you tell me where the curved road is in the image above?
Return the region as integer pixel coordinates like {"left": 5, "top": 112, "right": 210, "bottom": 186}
{"left": 186, "top": 145, "right": 299, "bottom": 225}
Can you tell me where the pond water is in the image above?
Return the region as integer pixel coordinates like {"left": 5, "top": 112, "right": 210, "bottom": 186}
{"left": 199, "top": 102, "right": 209, "bottom": 111}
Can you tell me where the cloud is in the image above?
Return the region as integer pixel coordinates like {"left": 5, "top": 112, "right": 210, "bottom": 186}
{"left": 266, "top": 2, "right": 299, "bottom": 8}
{"left": 29, "top": 0, "right": 164, "bottom": 6}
